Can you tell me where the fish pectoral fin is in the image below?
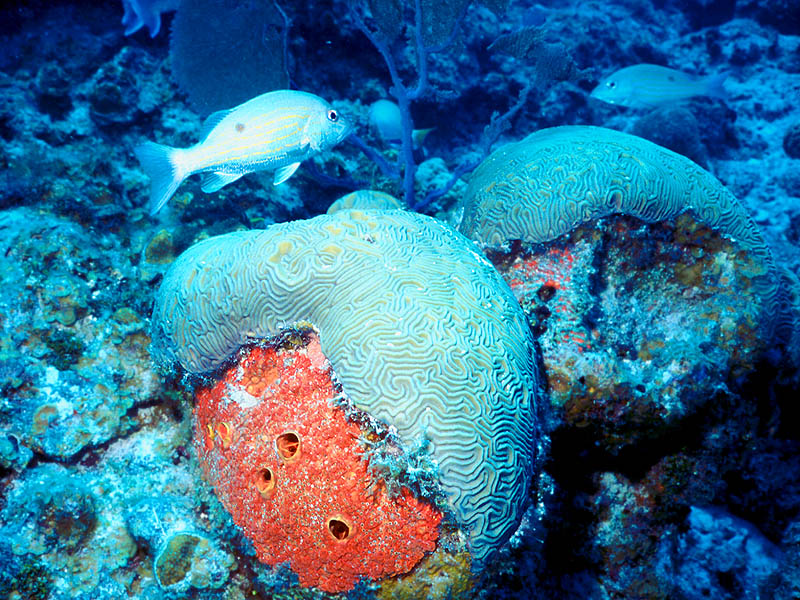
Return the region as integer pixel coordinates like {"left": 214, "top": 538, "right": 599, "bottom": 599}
{"left": 201, "top": 171, "right": 243, "bottom": 193}
{"left": 300, "top": 118, "right": 317, "bottom": 151}
{"left": 273, "top": 162, "right": 301, "bottom": 185}
{"left": 299, "top": 133, "right": 316, "bottom": 152}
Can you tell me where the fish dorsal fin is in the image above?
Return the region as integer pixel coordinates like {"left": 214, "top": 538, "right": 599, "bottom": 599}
{"left": 201, "top": 171, "right": 243, "bottom": 193}
{"left": 200, "top": 109, "right": 233, "bottom": 141}
{"left": 273, "top": 162, "right": 301, "bottom": 185}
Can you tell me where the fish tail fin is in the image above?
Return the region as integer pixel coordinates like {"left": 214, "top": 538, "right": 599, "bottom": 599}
{"left": 705, "top": 72, "right": 728, "bottom": 102}
{"left": 134, "top": 141, "right": 188, "bottom": 215}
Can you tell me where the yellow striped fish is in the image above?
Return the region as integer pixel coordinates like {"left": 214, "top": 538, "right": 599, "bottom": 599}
{"left": 135, "top": 90, "right": 352, "bottom": 215}
{"left": 590, "top": 64, "right": 727, "bottom": 109}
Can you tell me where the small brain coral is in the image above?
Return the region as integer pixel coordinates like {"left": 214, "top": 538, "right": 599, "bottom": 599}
{"left": 151, "top": 209, "right": 542, "bottom": 566}
{"left": 327, "top": 190, "right": 405, "bottom": 214}
{"left": 195, "top": 332, "right": 442, "bottom": 592}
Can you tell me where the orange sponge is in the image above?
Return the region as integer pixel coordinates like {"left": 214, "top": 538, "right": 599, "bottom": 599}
{"left": 194, "top": 331, "right": 442, "bottom": 593}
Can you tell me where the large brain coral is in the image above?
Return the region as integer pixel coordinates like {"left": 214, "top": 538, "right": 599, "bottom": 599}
{"left": 460, "top": 126, "right": 789, "bottom": 340}
{"left": 460, "top": 128, "right": 779, "bottom": 299}
{"left": 458, "top": 126, "right": 791, "bottom": 448}
{"left": 151, "top": 209, "right": 542, "bottom": 566}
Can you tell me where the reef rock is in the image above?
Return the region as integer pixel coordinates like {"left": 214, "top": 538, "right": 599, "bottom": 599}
{"left": 0, "top": 208, "right": 157, "bottom": 459}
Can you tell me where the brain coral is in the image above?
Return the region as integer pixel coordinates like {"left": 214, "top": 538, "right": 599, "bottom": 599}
{"left": 195, "top": 333, "right": 443, "bottom": 592}
{"left": 327, "top": 190, "right": 405, "bottom": 214}
{"left": 459, "top": 125, "right": 785, "bottom": 341}
{"left": 151, "top": 209, "right": 541, "bottom": 564}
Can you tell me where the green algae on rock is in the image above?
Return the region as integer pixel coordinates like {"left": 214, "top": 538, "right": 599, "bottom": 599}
{"left": 150, "top": 208, "right": 543, "bottom": 566}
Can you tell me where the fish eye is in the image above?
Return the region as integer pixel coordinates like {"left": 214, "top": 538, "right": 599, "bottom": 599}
{"left": 327, "top": 109, "right": 338, "bottom": 122}
{"left": 606, "top": 81, "right": 616, "bottom": 89}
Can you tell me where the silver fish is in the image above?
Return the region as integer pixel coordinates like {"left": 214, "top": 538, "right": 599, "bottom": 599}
{"left": 590, "top": 64, "right": 727, "bottom": 109}
{"left": 135, "top": 89, "right": 352, "bottom": 215}
{"left": 368, "top": 99, "right": 433, "bottom": 147}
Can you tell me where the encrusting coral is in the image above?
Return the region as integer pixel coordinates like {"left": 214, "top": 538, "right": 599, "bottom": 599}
{"left": 124, "top": 496, "right": 234, "bottom": 593}
{"left": 151, "top": 208, "right": 543, "bottom": 567}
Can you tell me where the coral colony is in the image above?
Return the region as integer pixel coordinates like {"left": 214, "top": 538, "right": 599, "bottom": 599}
{"left": 0, "top": 0, "right": 798, "bottom": 599}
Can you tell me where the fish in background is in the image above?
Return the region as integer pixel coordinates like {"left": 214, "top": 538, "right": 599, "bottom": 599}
{"left": 135, "top": 90, "right": 352, "bottom": 215}
{"left": 590, "top": 64, "right": 727, "bottom": 109}
{"left": 120, "top": 0, "right": 179, "bottom": 37}
{"left": 368, "top": 99, "right": 434, "bottom": 148}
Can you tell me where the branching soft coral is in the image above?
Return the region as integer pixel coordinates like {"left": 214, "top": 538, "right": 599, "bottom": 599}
{"left": 349, "top": 1, "right": 582, "bottom": 211}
